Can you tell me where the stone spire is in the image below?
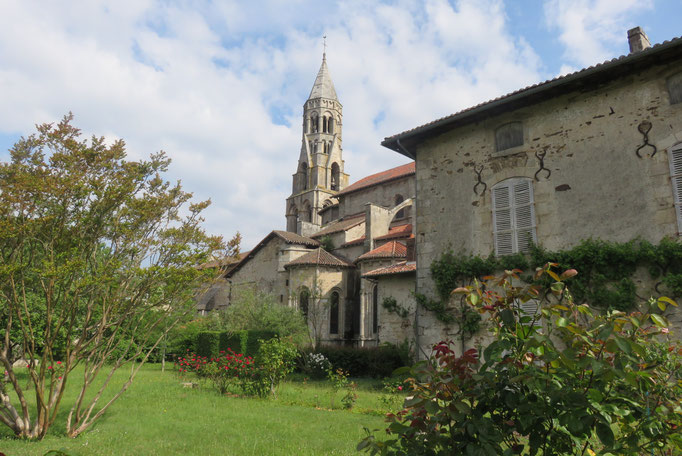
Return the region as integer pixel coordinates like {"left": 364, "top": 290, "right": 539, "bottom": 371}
{"left": 308, "top": 53, "right": 338, "bottom": 101}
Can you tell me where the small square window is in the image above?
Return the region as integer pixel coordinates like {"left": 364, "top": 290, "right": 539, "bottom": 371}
{"left": 495, "top": 122, "right": 524, "bottom": 152}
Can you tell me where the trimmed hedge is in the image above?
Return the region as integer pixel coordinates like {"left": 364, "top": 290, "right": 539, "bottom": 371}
{"left": 195, "top": 330, "right": 278, "bottom": 358}
{"left": 196, "top": 331, "right": 221, "bottom": 358}
{"left": 316, "top": 344, "right": 407, "bottom": 378}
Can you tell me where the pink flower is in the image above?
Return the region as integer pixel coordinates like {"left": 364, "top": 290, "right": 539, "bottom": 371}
{"left": 661, "top": 327, "right": 669, "bottom": 334}
{"left": 398, "top": 386, "right": 403, "bottom": 391}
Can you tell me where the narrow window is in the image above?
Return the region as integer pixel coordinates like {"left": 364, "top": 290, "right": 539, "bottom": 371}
{"left": 668, "top": 72, "right": 682, "bottom": 105}
{"left": 668, "top": 143, "right": 682, "bottom": 232}
{"left": 495, "top": 122, "right": 524, "bottom": 152}
{"left": 492, "top": 178, "right": 537, "bottom": 255}
{"left": 372, "top": 286, "right": 378, "bottom": 334}
{"left": 300, "top": 289, "right": 310, "bottom": 322}
{"left": 395, "top": 194, "right": 405, "bottom": 218}
{"left": 329, "top": 291, "right": 339, "bottom": 334}
{"left": 328, "top": 117, "right": 334, "bottom": 134}
{"left": 331, "top": 162, "right": 340, "bottom": 191}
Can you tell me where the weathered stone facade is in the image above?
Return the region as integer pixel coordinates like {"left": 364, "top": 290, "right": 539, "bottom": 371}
{"left": 382, "top": 29, "right": 682, "bottom": 356}
{"left": 203, "top": 55, "right": 417, "bottom": 349}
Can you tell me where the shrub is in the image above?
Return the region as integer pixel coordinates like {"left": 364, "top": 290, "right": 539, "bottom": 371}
{"left": 317, "top": 344, "right": 407, "bottom": 378}
{"left": 195, "top": 331, "right": 221, "bottom": 358}
{"left": 299, "top": 352, "right": 332, "bottom": 379}
{"left": 358, "top": 265, "right": 682, "bottom": 455}
{"left": 256, "top": 337, "right": 298, "bottom": 397}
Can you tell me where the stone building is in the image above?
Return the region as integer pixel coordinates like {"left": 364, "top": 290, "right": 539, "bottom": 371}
{"left": 206, "top": 53, "right": 417, "bottom": 347}
{"left": 381, "top": 28, "right": 682, "bottom": 355}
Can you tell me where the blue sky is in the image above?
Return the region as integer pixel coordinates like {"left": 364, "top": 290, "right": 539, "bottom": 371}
{"left": 0, "top": 0, "right": 680, "bottom": 248}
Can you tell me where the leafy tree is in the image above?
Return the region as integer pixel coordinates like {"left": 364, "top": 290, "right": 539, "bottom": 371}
{"left": 217, "top": 288, "right": 308, "bottom": 346}
{"left": 0, "top": 115, "right": 227, "bottom": 439}
{"left": 359, "top": 265, "right": 682, "bottom": 455}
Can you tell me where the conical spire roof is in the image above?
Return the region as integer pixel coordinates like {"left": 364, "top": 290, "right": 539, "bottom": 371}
{"left": 308, "top": 54, "right": 338, "bottom": 101}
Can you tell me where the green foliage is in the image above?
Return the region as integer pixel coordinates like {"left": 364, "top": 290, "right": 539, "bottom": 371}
{"left": 429, "top": 237, "right": 682, "bottom": 312}
{"left": 359, "top": 266, "right": 682, "bottom": 455}
{"left": 195, "top": 331, "right": 221, "bottom": 358}
{"left": 316, "top": 344, "right": 408, "bottom": 378}
{"left": 217, "top": 289, "right": 308, "bottom": 346}
{"left": 255, "top": 337, "right": 298, "bottom": 397}
{"left": 381, "top": 297, "right": 409, "bottom": 319}
{"left": 319, "top": 235, "right": 335, "bottom": 252}
{"left": 0, "top": 115, "right": 225, "bottom": 439}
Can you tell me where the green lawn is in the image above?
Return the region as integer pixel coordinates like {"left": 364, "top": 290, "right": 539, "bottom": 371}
{"left": 0, "top": 365, "right": 395, "bottom": 456}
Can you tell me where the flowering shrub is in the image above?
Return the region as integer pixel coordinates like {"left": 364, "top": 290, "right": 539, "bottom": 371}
{"left": 300, "top": 352, "right": 332, "bottom": 379}
{"left": 175, "top": 349, "right": 256, "bottom": 394}
{"left": 256, "top": 337, "right": 298, "bottom": 398}
{"left": 359, "top": 265, "right": 682, "bottom": 455}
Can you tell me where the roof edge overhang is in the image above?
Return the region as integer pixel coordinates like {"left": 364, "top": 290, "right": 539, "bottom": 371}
{"left": 382, "top": 37, "right": 682, "bottom": 157}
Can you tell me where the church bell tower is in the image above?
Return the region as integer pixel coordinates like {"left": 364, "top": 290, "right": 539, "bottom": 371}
{"left": 286, "top": 52, "right": 349, "bottom": 235}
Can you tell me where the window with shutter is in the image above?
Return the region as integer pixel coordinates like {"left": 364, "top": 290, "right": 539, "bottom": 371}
{"left": 668, "top": 143, "right": 682, "bottom": 233}
{"left": 517, "top": 299, "right": 541, "bottom": 327}
{"left": 492, "top": 178, "right": 537, "bottom": 255}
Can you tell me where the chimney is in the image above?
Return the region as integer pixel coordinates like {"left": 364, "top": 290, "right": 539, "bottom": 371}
{"left": 628, "top": 27, "right": 651, "bottom": 53}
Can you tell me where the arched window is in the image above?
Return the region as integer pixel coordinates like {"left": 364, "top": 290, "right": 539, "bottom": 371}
{"left": 668, "top": 72, "right": 682, "bottom": 105}
{"left": 395, "top": 194, "right": 405, "bottom": 219}
{"left": 492, "top": 178, "right": 536, "bottom": 255}
{"left": 331, "top": 162, "right": 340, "bottom": 191}
{"left": 311, "top": 114, "right": 319, "bottom": 133}
{"left": 300, "top": 163, "right": 308, "bottom": 191}
{"left": 372, "top": 285, "right": 378, "bottom": 334}
{"left": 329, "top": 291, "right": 339, "bottom": 335}
{"left": 322, "top": 116, "right": 329, "bottom": 133}
{"left": 328, "top": 117, "right": 334, "bottom": 135}
{"left": 299, "top": 288, "right": 310, "bottom": 322}
{"left": 495, "top": 122, "right": 524, "bottom": 152}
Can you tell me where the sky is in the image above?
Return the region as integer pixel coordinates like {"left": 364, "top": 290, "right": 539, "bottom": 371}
{"left": 0, "top": 0, "right": 680, "bottom": 249}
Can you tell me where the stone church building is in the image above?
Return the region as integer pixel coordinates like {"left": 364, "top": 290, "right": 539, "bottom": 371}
{"left": 198, "top": 53, "right": 417, "bottom": 348}
{"left": 201, "top": 28, "right": 682, "bottom": 355}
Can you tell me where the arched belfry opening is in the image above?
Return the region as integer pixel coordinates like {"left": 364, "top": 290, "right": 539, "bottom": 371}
{"left": 331, "top": 162, "right": 340, "bottom": 191}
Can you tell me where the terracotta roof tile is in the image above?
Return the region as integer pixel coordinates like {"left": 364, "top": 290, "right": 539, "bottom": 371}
{"left": 285, "top": 248, "right": 354, "bottom": 268}
{"left": 362, "top": 261, "right": 416, "bottom": 278}
{"left": 311, "top": 213, "right": 365, "bottom": 238}
{"left": 273, "top": 230, "right": 321, "bottom": 246}
{"left": 356, "top": 240, "right": 407, "bottom": 261}
{"left": 374, "top": 224, "right": 412, "bottom": 241}
{"left": 336, "top": 162, "right": 415, "bottom": 196}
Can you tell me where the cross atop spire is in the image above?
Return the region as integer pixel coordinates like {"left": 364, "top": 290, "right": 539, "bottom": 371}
{"left": 323, "top": 35, "right": 327, "bottom": 58}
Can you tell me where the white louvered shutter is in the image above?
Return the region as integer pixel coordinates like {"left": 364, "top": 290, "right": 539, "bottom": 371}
{"left": 668, "top": 144, "right": 682, "bottom": 233}
{"left": 492, "top": 178, "right": 537, "bottom": 255}
{"left": 518, "top": 299, "right": 540, "bottom": 327}
{"left": 513, "top": 179, "right": 537, "bottom": 253}
{"left": 492, "top": 184, "right": 514, "bottom": 255}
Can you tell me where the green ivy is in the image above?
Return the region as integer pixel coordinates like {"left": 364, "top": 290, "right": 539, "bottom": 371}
{"left": 381, "top": 296, "right": 409, "bottom": 319}
{"left": 429, "top": 237, "right": 682, "bottom": 312}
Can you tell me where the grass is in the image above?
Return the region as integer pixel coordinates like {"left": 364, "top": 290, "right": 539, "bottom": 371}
{"left": 0, "top": 365, "right": 398, "bottom": 456}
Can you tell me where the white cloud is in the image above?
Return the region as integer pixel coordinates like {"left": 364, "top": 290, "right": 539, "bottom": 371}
{"left": 544, "top": 0, "right": 654, "bottom": 68}
{"left": 0, "top": 0, "right": 546, "bottom": 247}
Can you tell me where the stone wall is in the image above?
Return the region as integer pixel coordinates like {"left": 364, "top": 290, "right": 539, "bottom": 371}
{"left": 340, "top": 176, "right": 415, "bottom": 220}
{"left": 376, "top": 273, "right": 416, "bottom": 347}
{"left": 414, "top": 59, "right": 682, "bottom": 355}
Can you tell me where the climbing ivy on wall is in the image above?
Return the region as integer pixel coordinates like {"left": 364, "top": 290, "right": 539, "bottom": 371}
{"left": 428, "top": 237, "right": 682, "bottom": 312}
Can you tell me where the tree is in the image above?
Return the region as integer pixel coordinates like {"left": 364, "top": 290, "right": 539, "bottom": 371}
{"left": 218, "top": 288, "right": 308, "bottom": 346}
{"left": 0, "top": 115, "right": 227, "bottom": 439}
{"left": 359, "top": 265, "right": 682, "bottom": 455}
